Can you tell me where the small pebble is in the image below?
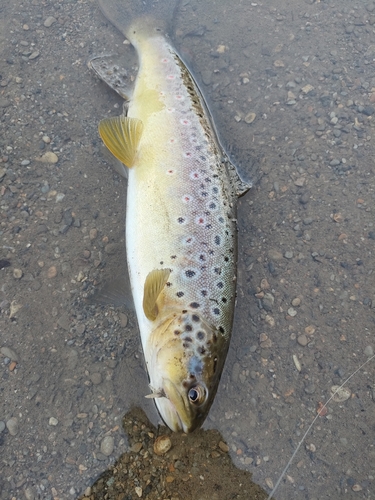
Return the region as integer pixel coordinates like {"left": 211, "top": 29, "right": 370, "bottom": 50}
{"left": 154, "top": 435, "right": 172, "bottom": 455}
{"left": 1, "top": 346, "right": 19, "bottom": 362}
{"left": 56, "top": 193, "right": 65, "bottom": 202}
{"left": 131, "top": 442, "right": 143, "bottom": 453}
{"left": 119, "top": 312, "right": 128, "bottom": 328}
{"left": 305, "top": 325, "right": 315, "bottom": 335}
{"left": 244, "top": 112, "right": 256, "bottom": 124}
{"left": 29, "top": 51, "right": 40, "bottom": 60}
{"left": 297, "top": 334, "right": 308, "bottom": 346}
{"left": 287, "top": 307, "right": 297, "bottom": 317}
{"left": 38, "top": 151, "right": 58, "bottom": 163}
{"left": 303, "top": 217, "right": 313, "bottom": 225}
{"left": 265, "top": 478, "right": 274, "bottom": 489}
{"left": 90, "top": 372, "right": 102, "bottom": 385}
{"left": 13, "top": 268, "right": 23, "bottom": 279}
{"left": 89, "top": 228, "right": 98, "bottom": 240}
{"left": 135, "top": 487, "right": 142, "bottom": 498}
{"left": 6, "top": 417, "right": 19, "bottom": 436}
{"left": 0, "top": 421, "right": 6, "bottom": 433}
{"left": 49, "top": 417, "right": 58, "bottom": 426}
{"left": 44, "top": 16, "right": 57, "bottom": 27}
{"left": 331, "top": 385, "right": 351, "bottom": 402}
{"left": 364, "top": 345, "right": 374, "bottom": 357}
{"left": 47, "top": 266, "right": 57, "bottom": 278}
{"left": 100, "top": 435, "right": 115, "bottom": 456}
{"left": 291, "top": 297, "right": 301, "bottom": 307}
{"left": 293, "top": 354, "right": 301, "bottom": 372}
{"left": 284, "top": 251, "right": 293, "bottom": 259}
{"left": 352, "top": 484, "right": 363, "bottom": 492}
{"left": 218, "top": 441, "right": 229, "bottom": 453}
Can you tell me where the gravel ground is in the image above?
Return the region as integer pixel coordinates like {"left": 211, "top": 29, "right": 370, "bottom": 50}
{"left": 1, "top": 0, "right": 375, "bottom": 499}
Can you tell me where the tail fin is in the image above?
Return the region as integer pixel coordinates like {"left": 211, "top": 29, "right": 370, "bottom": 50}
{"left": 98, "top": 0, "right": 180, "bottom": 39}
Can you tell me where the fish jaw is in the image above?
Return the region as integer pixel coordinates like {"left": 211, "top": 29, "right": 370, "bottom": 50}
{"left": 145, "top": 311, "right": 228, "bottom": 433}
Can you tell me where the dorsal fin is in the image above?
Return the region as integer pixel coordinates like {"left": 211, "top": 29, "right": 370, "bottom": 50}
{"left": 98, "top": 115, "right": 143, "bottom": 167}
{"left": 143, "top": 269, "right": 171, "bottom": 321}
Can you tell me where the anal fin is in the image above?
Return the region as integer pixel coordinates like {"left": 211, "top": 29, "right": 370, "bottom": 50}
{"left": 88, "top": 53, "right": 133, "bottom": 101}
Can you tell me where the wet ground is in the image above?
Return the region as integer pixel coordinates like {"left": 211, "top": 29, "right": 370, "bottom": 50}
{"left": 1, "top": 0, "right": 375, "bottom": 499}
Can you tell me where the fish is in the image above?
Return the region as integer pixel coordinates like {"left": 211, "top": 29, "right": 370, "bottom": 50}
{"left": 94, "top": 0, "right": 251, "bottom": 433}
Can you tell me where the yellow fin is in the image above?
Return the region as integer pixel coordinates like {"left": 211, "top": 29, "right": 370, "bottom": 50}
{"left": 98, "top": 115, "right": 143, "bottom": 167}
{"left": 143, "top": 269, "right": 171, "bottom": 321}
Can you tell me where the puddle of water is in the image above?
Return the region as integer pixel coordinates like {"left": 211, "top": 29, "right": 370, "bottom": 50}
{"left": 1, "top": 0, "right": 375, "bottom": 499}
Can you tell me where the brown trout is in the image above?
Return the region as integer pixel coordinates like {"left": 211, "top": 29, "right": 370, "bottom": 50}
{"left": 96, "top": 0, "right": 251, "bottom": 432}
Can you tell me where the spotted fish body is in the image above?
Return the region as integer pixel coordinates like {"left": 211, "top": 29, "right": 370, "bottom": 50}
{"left": 97, "top": 1, "right": 250, "bottom": 432}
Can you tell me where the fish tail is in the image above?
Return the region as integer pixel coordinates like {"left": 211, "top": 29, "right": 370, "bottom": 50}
{"left": 98, "top": 0, "right": 180, "bottom": 41}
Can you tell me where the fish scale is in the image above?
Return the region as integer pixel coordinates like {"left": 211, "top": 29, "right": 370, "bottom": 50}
{"left": 96, "top": 0, "right": 251, "bottom": 432}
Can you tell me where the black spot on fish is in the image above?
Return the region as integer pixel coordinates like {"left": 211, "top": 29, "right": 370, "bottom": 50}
{"left": 213, "top": 333, "right": 218, "bottom": 343}
{"left": 177, "top": 291, "right": 184, "bottom": 297}
{"left": 192, "top": 314, "right": 200, "bottom": 322}
{"left": 197, "top": 331, "right": 205, "bottom": 340}
{"left": 171, "top": 255, "right": 177, "bottom": 259}
{"left": 205, "top": 224, "right": 212, "bottom": 229}
{"left": 209, "top": 202, "right": 216, "bottom": 209}
{"left": 177, "top": 217, "right": 185, "bottom": 224}
{"left": 184, "top": 336, "right": 192, "bottom": 342}
{"left": 217, "top": 282, "right": 223, "bottom": 289}
{"left": 219, "top": 326, "right": 225, "bottom": 334}
{"left": 190, "top": 302, "right": 200, "bottom": 309}
{"left": 224, "top": 256, "right": 229, "bottom": 262}
{"left": 185, "top": 269, "right": 196, "bottom": 278}
{"left": 185, "top": 324, "right": 192, "bottom": 332}
{"left": 222, "top": 297, "right": 227, "bottom": 303}
{"left": 214, "top": 267, "right": 221, "bottom": 275}
{"left": 213, "top": 308, "right": 220, "bottom": 315}
{"left": 201, "top": 191, "right": 208, "bottom": 197}
{"left": 201, "top": 290, "right": 208, "bottom": 297}
{"left": 218, "top": 217, "right": 224, "bottom": 223}
{"left": 212, "top": 187, "right": 218, "bottom": 194}
{"left": 199, "top": 254, "right": 206, "bottom": 261}
{"left": 174, "top": 330, "right": 181, "bottom": 335}
{"left": 198, "top": 346, "right": 206, "bottom": 355}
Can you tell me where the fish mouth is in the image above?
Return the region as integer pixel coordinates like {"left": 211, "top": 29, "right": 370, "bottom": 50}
{"left": 155, "top": 378, "right": 194, "bottom": 433}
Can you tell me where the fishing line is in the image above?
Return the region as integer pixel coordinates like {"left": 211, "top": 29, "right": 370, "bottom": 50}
{"left": 267, "top": 352, "right": 375, "bottom": 500}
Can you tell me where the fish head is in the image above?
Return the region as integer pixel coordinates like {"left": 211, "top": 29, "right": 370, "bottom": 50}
{"left": 147, "top": 311, "right": 228, "bottom": 433}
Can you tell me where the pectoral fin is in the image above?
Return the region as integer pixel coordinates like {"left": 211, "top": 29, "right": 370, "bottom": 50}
{"left": 98, "top": 116, "right": 143, "bottom": 168}
{"left": 143, "top": 269, "right": 171, "bottom": 321}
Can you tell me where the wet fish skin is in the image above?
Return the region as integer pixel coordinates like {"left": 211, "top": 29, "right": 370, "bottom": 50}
{"left": 96, "top": 0, "right": 250, "bottom": 433}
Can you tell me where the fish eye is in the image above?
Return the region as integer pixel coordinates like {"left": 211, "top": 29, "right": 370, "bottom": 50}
{"left": 188, "top": 385, "right": 206, "bottom": 405}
